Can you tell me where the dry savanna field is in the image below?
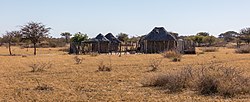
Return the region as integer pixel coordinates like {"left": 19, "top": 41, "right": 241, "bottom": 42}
{"left": 0, "top": 46, "right": 250, "bottom": 101}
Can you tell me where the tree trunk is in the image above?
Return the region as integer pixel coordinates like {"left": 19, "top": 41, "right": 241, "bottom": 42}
{"left": 66, "top": 36, "right": 69, "bottom": 43}
{"left": 34, "top": 43, "right": 37, "bottom": 55}
{"left": 8, "top": 42, "right": 12, "bottom": 55}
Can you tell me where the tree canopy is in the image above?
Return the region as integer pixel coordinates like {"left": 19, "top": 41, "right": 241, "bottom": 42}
{"left": 61, "top": 32, "right": 72, "bottom": 43}
{"left": 20, "top": 22, "right": 51, "bottom": 55}
{"left": 116, "top": 33, "right": 129, "bottom": 42}
{"left": 71, "top": 32, "right": 88, "bottom": 44}
{"left": 2, "top": 31, "right": 21, "bottom": 55}
{"left": 240, "top": 27, "right": 250, "bottom": 44}
{"left": 219, "top": 31, "right": 238, "bottom": 42}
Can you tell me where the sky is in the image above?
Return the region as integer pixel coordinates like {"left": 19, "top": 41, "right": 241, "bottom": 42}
{"left": 0, "top": 0, "right": 250, "bottom": 38}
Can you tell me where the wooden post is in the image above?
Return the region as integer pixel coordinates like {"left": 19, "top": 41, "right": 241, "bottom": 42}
{"left": 167, "top": 41, "right": 170, "bottom": 51}
{"left": 119, "top": 43, "right": 122, "bottom": 57}
{"left": 98, "top": 42, "right": 100, "bottom": 54}
{"left": 163, "top": 41, "right": 166, "bottom": 51}
{"left": 145, "top": 40, "right": 147, "bottom": 54}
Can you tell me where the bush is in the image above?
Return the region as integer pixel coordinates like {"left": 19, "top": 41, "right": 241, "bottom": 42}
{"left": 201, "top": 47, "right": 219, "bottom": 52}
{"left": 162, "top": 51, "right": 182, "bottom": 62}
{"left": 162, "top": 51, "right": 181, "bottom": 58}
{"left": 90, "top": 52, "right": 99, "bottom": 57}
{"left": 197, "top": 76, "right": 219, "bottom": 95}
{"left": 34, "top": 79, "right": 53, "bottom": 91}
{"left": 147, "top": 58, "right": 163, "bottom": 72}
{"left": 235, "top": 45, "right": 250, "bottom": 54}
{"left": 97, "top": 60, "right": 112, "bottom": 72}
{"left": 142, "top": 63, "right": 250, "bottom": 97}
{"left": 171, "top": 57, "right": 181, "bottom": 62}
{"left": 142, "top": 67, "right": 193, "bottom": 93}
{"left": 29, "top": 61, "right": 52, "bottom": 72}
{"left": 196, "top": 64, "right": 250, "bottom": 97}
{"left": 74, "top": 56, "right": 84, "bottom": 64}
{"left": 226, "top": 43, "right": 237, "bottom": 49}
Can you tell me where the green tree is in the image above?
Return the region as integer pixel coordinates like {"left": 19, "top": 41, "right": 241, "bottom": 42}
{"left": 203, "top": 35, "right": 217, "bottom": 46}
{"left": 193, "top": 36, "right": 204, "bottom": 46}
{"left": 61, "top": 32, "right": 72, "bottom": 43}
{"left": 239, "top": 27, "right": 250, "bottom": 44}
{"left": 219, "top": 31, "right": 238, "bottom": 42}
{"left": 116, "top": 33, "right": 128, "bottom": 42}
{"left": 21, "top": 22, "right": 51, "bottom": 55}
{"left": 2, "top": 31, "right": 20, "bottom": 55}
{"left": 71, "top": 32, "right": 88, "bottom": 43}
{"left": 197, "top": 32, "right": 209, "bottom": 36}
{"left": 128, "top": 36, "right": 140, "bottom": 43}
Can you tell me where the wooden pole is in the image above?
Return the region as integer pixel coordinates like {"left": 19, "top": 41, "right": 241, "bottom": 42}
{"left": 119, "top": 43, "right": 122, "bottom": 57}
{"left": 167, "top": 41, "right": 170, "bottom": 51}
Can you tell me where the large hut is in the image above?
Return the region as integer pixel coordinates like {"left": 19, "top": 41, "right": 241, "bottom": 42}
{"left": 140, "top": 27, "right": 177, "bottom": 53}
{"left": 105, "top": 33, "right": 121, "bottom": 53}
{"left": 82, "top": 33, "right": 110, "bottom": 53}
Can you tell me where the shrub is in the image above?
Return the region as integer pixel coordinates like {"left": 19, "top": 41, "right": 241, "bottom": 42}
{"left": 196, "top": 64, "right": 250, "bottom": 98}
{"left": 197, "top": 76, "right": 219, "bottom": 95}
{"left": 90, "top": 52, "right": 99, "bottom": 57}
{"left": 34, "top": 84, "right": 54, "bottom": 91}
{"left": 29, "top": 61, "right": 52, "bottom": 72}
{"left": 34, "top": 79, "right": 53, "bottom": 91}
{"left": 97, "top": 56, "right": 112, "bottom": 72}
{"left": 147, "top": 58, "right": 163, "bottom": 72}
{"left": 171, "top": 57, "right": 181, "bottom": 62}
{"left": 201, "top": 47, "right": 218, "bottom": 52}
{"left": 162, "top": 51, "right": 181, "bottom": 58}
{"left": 74, "top": 56, "right": 84, "bottom": 64}
{"left": 235, "top": 45, "right": 250, "bottom": 54}
{"left": 142, "top": 63, "right": 250, "bottom": 97}
{"left": 226, "top": 43, "right": 237, "bottom": 49}
{"left": 142, "top": 66, "right": 194, "bottom": 93}
{"left": 162, "top": 51, "right": 182, "bottom": 62}
{"left": 58, "top": 48, "right": 69, "bottom": 52}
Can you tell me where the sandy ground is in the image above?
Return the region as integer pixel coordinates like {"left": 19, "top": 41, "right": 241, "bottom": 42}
{"left": 0, "top": 46, "right": 249, "bottom": 101}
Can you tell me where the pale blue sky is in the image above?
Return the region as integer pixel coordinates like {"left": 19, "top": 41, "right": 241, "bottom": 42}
{"left": 0, "top": 0, "right": 250, "bottom": 37}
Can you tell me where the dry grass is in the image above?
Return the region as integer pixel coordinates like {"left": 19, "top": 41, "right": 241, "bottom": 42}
{"left": 73, "top": 56, "right": 84, "bottom": 64}
{"left": 201, "top": 47, "right": 219, "bottom": 52}
{"left": 29, "top": 61, "right": 53, "bottom": 72}
{"left": 236, "top": 45, "right": 250, "bottom": 54}
{"left": 142, "top": 63, "right": 250, "bottom": 98}
{"left": 0, "top": 46, "right": 250, "bottom": 101}
{"left": 162, "top": 51, "right": 182, "bottom": 62}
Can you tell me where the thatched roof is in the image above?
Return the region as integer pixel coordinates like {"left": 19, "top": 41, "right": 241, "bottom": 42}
{"left": 95, "top": 33, "right": 110, "bottom": 42}
{"left": 143, "top": 27, "right": 176, "bottom": 41}
{"left": 105, "top": 33, "right": 121, "bottom": 44}
{"left": 83, "top": 33, "right": 110, "bottom": 43}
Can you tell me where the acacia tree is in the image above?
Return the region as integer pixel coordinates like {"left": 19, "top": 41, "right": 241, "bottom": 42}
{"left": 2, "top": 31, "right": 20, "bottom": 55}
{"left": 61, "top": 32, "right": 72, "bottom": 43}
{"left": 116, "top": 33, "right": 129, "bottom": 42}
{"left": 203, "top": 35, "right": 216, "bottom": 46}
{"left": 71, "top": 32, "right": 88, "bottom": 54}
{"left": 219, "top": 31, "right": 238, "bottom": 42}
{"left": 21, "top": 22, "right": 51, "bottom": 55}
{"left": 197, "top": 32, "right": 209, "bottom": 36}
{"left": 240, "top": 27, "right": 250, "bottom": 44}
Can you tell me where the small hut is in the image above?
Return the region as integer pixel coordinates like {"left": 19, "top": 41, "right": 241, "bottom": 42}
{"left": 177, "top": 39, "right": 196, "bottom": 54}
{"left": 105, "top": 33, "right": 121, "bottom": 53}
{"left": 140, "top": 27, "right": 177, "bottom": 53}
{"left": 82, "top": 34, "right": 110, "bottom": 53}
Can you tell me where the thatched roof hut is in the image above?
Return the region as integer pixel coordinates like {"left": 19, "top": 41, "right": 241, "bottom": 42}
{"left": 105, "top": 33, "right": 121, "bottom": 52}
{"left": 140, "top": 27, "right": 177, "bottom": 53}
{"left": 105, "top": 33, "right": 121, "bottom": 44}
{"left": 82, "top": 33, "right": 110, "bottom": 53}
